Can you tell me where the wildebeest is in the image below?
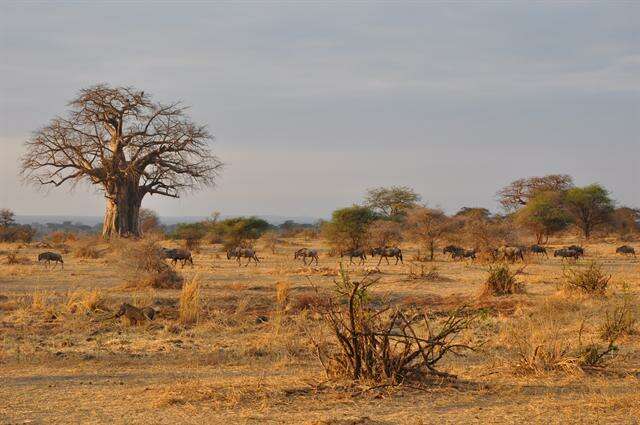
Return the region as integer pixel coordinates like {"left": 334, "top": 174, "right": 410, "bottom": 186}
{"left": 370, "top": 247, "right": 403, "bottom": 265}
{"left": 294, "top": 248, "right": 319, "bottom": 265}
{"left": 616, "top": 245, "right": 636, "bottom": 257}
{"left": 227, "top": 247, "right": 260, "bottom": 266}
{"left": 37, "top": 251, "right": 64, "bottom": 269}
{"left": 443, "top": 245, "right": 463, "bottom": 258}
{"left": 498, "top": 246, "right": 525, "bottom": 263}
{"left": 565, "top": 245, "right": 584, "bottom": 257}
{"left": 530, "top": 244, "right": 548, "bottom": 257}
{"left": 340, "top": 248, "right": 367, "bottom": 265}
{"left": 452, "top": 249, "right": 476, "bottom": 260}
{"left": 554, "top": 248, "right": 580, "bottom": 260}
{"left": 162, "top": 248, "right": 193, "bottom": 268}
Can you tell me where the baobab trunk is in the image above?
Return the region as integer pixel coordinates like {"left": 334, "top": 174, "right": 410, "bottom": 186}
{"left": 102, "top": 180, "right": 142, "bottom": 238}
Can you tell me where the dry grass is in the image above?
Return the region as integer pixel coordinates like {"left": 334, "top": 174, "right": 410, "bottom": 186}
{"left": 113, "top": 237, "right": 184, "bottom": 289}
{"left": 564, "top": 261, "right": 611, "bottom": 296}
{"left": 1, "top": 238, "right": 639, "bottom": 423}
{"left": 179, "top": 276, "right": 201, "bottom": 325}
{"left": 72, "top": 236, "right": 104, "bottom": 259}
{"left": 5, "top": 252, "right": 32, "bottom": 265}
{"left": 481, "top": 264, "right": 525, "bottom": 297}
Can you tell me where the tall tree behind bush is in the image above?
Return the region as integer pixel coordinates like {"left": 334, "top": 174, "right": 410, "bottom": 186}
{"left": 564, "top": 184, "right": 614, "bottom": 239}
{"left": 404, "top": 207, "right": 454, "bottom": 260}
{"left": 609, "top": 207, "right": 640, "bottom": 241}
{"left": 515, "top": 191, "right": 571, "bottom": 243}
{"left": 323, "top": 205, "right": 376, "bottom": 250}
{"left": 498, "top": 174, "right": 574, "bottom": 211}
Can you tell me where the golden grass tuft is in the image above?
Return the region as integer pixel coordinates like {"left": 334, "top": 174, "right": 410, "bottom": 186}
{"left": 564, "top": 261, "right": 611, "bottom": 296}
{"left": 481, "top": 264, "right": 525, "bottom": 297}
{"left": 66, "top": 288, "right": 108, "bottom": 314}
{"left": 179, "top": 276, "right": 201, "bottom": 325}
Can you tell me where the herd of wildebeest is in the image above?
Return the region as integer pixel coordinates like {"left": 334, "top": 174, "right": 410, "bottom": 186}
{"left": 33, "top": 242, "right": 637, "bottom": 270}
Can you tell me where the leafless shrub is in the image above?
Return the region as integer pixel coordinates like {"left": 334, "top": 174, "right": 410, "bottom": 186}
{"left": 599, "top": 300, "right": 638, "bottom": 341}
{"left": 481, "top": 264, "right": 525, "bottom": 297}
{"left": 113, "top": 237, "right": 183, "bottom": 289}
{"left": 5, "top": 252, "right": 31, "bottom": 265}
{"left": 564, "top": 261, "right": 610, "bottom": 296}
{"left": 313, "top": 266, "right": 476, "bottom": 384}
{"left": 406, "top": 263, "right": 442, "bottom": 281}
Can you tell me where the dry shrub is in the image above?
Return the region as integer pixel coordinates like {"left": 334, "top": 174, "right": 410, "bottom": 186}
{"left": 406, "top": 263, "right": 443, "bottom": 281}
{"left": 5, "top": 252, "right": 31, "bottom": 265}
{"left": 113, "top": 237, "right": 183, "bottom": 289}
{"left": 275, "top": 281, "right": 290, "bottom": 311}
{"left": 73, "top": 236, "right": 103, "bottom": 259}
{"left": 507, "top": 307, "right": 624, "bottom": 375}
{"left": 313, "top": 267, "right": 476, "bottom": 384}
{"left": 46, "top": 231, "right": 76, "bottom": 244}
{"left": 481, "top": 264, "right": 524, "bottom": 297}
{"left": 599, "top": 300, "right": 638, "bottom": 340}
{"left": 564, "top": 261, "right": 610, "bottom": 296}
{"left": 66, "top": 288, "right": 108, "bottom": 314}
{"left": 179, "top": 276, "right": 201, "bottom": 325}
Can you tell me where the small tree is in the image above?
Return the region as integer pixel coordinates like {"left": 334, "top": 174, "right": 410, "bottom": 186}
{"left": 139, "top": 208, "right": 161, "bottom": 235}
{"left": 564, "top": 184, "right": 614, "bottom": 239}
{"left": 366, "top": 219, "right": 403, "bottom": 248}
{"left": 0, "top": 209, "right": 16, "bottom": 228}
{"left": 214, "top": 217, "right": 271, "bottom": 250}
{"left": 609, "top": 207, "right": 640, "bottom": 241}
{"left": 323, "top": 205, "right": 376, "bottom": 250}
{"left": 515, "top": 191, "right": 571, "bottom": 243}
{"left": 171, "top": 222, "right": 207, "bottom": 251}
{"left": 364, "top": 186, "right": 421, "bottom": 219}
{"left": 404, "top": 207, "right": 453, "bottom": 261}
{"left": 498, "top": 174, "right": 574, "bottom": 211}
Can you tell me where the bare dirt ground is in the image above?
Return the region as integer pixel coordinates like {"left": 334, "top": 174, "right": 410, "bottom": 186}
{"left": 1, "top": 238, "right": 639, "bottom": 424}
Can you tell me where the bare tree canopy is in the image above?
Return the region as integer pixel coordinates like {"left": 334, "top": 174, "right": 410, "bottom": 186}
{"left": 497, "top": 174, "right": 574, "bottom": 211}
{"left": 21, "top": 84, "right": 223, "bottom": 237}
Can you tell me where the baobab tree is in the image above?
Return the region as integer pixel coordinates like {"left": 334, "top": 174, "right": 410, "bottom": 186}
{"left": 21, "top": 85, "right": 222, "bottom": 238}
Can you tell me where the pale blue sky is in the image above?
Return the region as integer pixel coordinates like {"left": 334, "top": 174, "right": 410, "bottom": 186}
{"left": 1, "top": 1, "right": 638, "bottom": 218}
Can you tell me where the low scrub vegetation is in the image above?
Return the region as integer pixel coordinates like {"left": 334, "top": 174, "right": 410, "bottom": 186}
{"left": 564, "top": 261, "right": 611, "bottom": 296}
{"left": 313, "top": 267, "right": 476, "bottom": 384}
{"left": 113, "top": 237, "right": 183, "bottom": 289}
{"left": 481, "top": 264, "right": 525, "bottom": 297}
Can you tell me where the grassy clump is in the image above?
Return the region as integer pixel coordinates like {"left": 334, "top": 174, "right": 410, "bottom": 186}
{"left": 179, "top": 276, "right": 201, "bottom": 325}
{"left": 113, "top": 237, "right": 183, "bottom": 289}
{"left": 481, "top": 264, "right": 524, "bottom": 297}
{"left": 564, "top": 261, "right": 610, "bottom": 296}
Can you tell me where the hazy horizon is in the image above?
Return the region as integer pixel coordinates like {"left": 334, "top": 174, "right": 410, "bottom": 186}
{"left": 1, "top": 2, "right": 638, "bottom": 217}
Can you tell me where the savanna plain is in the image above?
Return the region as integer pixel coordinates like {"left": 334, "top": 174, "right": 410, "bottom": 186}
{"left": 1, "top": 236, "right": 639, "bottom": 424}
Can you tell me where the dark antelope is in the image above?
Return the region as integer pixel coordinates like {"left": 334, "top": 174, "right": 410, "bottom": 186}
{"left": 227, "top": 247, "right": 260, "bottom": 266}
{"left": 340, "top": 248, "right": 367, "bottom": 265}
{"left": 162, "top": 248, "right": 193, "bottom": 268}
{"left": 616, "top": 245, "right": 636, "bottom": 257}
{"left": 565, "top": 245, "right": 584, "bottom": 257}
{"left": 530, "top": 244, "right": 548, "bottom": 257}
{"left": 38, "top": 252, "right": 64, "bottom": 269}
{"left": 370, "top": 247, "right": 403, "bottom": 265}
{"left": 294, "top": 248, "right": 319, "bottom": 265}
{"left": 554, "top": 248, "right": 580, "bottom": 260}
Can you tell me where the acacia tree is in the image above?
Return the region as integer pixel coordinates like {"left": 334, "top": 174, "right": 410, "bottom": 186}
{"left": 21, "top": 85, "right": 222, "bottom": 238}
{"left": 498, "top": 174, "right": 573, "bottom": 211}
{"left": 364, "top": 186, "right": 421, "bottom": 219}
{"left": 515, "top": 191, "right": 570, "bottom": 243}
{"left": 404, "top": 207, "right": 454, "bottom": 261}
{"left": 564, "top": 184, "right": 614, "bottom": 239}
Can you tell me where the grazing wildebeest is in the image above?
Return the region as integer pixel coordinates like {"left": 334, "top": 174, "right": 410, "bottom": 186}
{"left": 452, "top": 249, "right": 476, "bottom": 260}
{"left": 162, "top": 248, "right": 193, "bottom": 268}
{"left": 565, "top": 245, "right": 584, "bottom": 257}
{"left": 37, "top": 251, "right": 64, "bottom": 269}
{"left": 370, "top": 247, "right": 403, "bottom": 265}
{"left": 294, "top": 248, "right": 319, "bottom": 265}
{"left": 530, "top": 244, "right": 548, "bottom": 257}
{"left": 498, "top": 246, "right": 525, "bottom": 263}
{"left": 554, "top": 248, "right": 580, "bottom": 260}
{"left": 340, "top": 248, "right": 367, "bottom": 265}
{"left": 616, "top": 245, "right": 636, "bottom": 257}
{"left": 227, "top": 247, "right": 260, "bottom": 266}
{"left": 443, "top": 245, "right": 464, "bottom": 259}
